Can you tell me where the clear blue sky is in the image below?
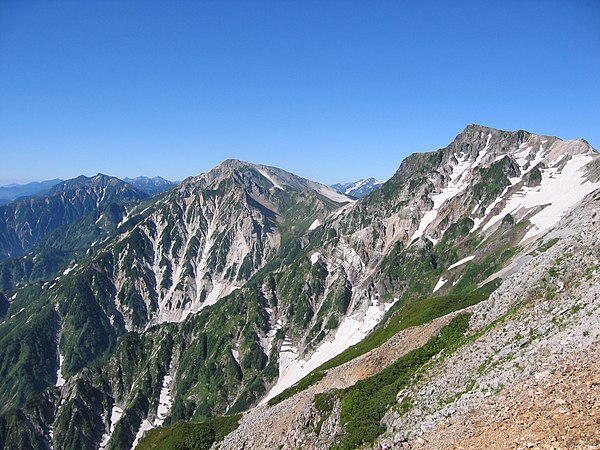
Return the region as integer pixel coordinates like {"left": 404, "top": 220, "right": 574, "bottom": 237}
{"left": 1, "top": 0, "right": 599, "bottom": 185}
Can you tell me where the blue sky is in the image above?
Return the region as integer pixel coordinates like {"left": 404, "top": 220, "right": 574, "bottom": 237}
{"left": 1, "top": 1, "right": 599, "bottom": 185}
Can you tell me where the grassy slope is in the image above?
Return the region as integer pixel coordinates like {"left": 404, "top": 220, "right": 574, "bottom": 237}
{"left": 267, "top": 280, "right": 499, "bottom": 407}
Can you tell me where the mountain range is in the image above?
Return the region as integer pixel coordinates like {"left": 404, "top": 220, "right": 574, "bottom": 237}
{"left": 122, "top": 177, "right": 178, "bottom": 196}
{"left": 0, "top": 124, "right": 598, "bottom": 450}
{"left": 331, "top": 177, "right": 382, "bottom": 198}
{"left": 0, "top": 179, "right": 63, "bottom": 204}
{"left": 0, "top": 176, "right": 177, "bottom": 207}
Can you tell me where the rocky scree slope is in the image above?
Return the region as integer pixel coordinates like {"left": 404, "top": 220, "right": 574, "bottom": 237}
{"left": 135, "top": 125, "right": 599, "bottom": 449}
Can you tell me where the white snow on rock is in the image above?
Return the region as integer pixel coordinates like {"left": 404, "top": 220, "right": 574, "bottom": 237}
{"left": 256, "top": 168, "right": 284, "bottom": 190}
{"left": 260, "top": 297, "right": 398, "bottom": 404}
{"left": 308, "top": 219, "right": 321, "bottom": 231}
{"left": 483, "top": 154, "right": 598, "bottom": 242}
{"left": 310, "top": 252, "right": 320, "bottom": 265}
{"left": 55, "top": 353, "right": 66, "bottom": 387}
{"left": 112, "top": 374, "right": 174, "bottom": 449}
{"left": 231, "top": 348, "right": 240, "bottom": 364}
{"left": 9, "top": 307, "right": 25, "bottom": 319}
{"left": 62, "top": 264, "right": 77, "bottom": 275}
{"left": 433, "top": 276, "right": 447, "bottom": 293}
{"left": 131, "top": 419, "right": 153, "bottom": 450}
{"left": 447, "top": 255, "right": 475, "bottom": 270}
{"left": 473, "top": 132, "right": 492, "bottom": 167}
{"left": 411, "top": 152, "right": 472, "bottom": 242}
{"left": 99, "top": 406, "right": 124, "bottom": 450}
{"left": 155, "top": 374, "right": 173, "bottom": 427}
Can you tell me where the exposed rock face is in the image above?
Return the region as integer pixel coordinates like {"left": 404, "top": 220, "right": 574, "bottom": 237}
{"left": 375, "top": 188, "right": 600, "bottom": 448}
{"left": 89, "top": 159, "right": 351, "bottom": 329}
{"left": 257, "top": 125, "right": 599, "bottom": 405}
{"left": 0, "top": 160, "right": 352, "bottom": 450}
{"left": 219, "top": 310, "right": 470, "bottom": 450}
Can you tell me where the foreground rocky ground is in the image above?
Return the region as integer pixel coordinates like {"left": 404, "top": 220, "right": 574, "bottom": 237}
{"left": 406, "top": 343, "right": 600, "bottom": 449}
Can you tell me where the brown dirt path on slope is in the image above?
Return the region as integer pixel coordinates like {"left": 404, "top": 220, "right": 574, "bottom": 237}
{"left": 408, "top": 343, "right": 600, "bottom": 450}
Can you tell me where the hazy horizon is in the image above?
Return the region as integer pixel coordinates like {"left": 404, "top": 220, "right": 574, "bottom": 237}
{"left": 1, "top": 1, "right": 599, "bottom": 185}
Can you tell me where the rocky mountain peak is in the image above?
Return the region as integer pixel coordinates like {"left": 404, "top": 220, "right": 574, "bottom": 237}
{"left": 49, "top": 173, "right": 143, "bottom": 196}
{"left": 182, "top": 159, "right": 352, "bottom": 204}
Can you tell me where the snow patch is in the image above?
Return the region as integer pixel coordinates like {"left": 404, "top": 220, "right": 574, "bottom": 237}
{"left": 55, "top": 353, "right": 66, "bottom": 387}
{"left": 9, "top": 307, "right": 25, "bottom": 319}
{"left": 482, "top": 154, "right": 598, "bottom": 242}
{"left": 308, "top": 219, "right": 321, "bottom": 231}
{"left": 411, "top": 152, "right": 471, "bottom": 242}
{"left": 99, "top": 406, "right": 124, "bottom": 449}
{"left": 231, "top": 349, "right": 240, "bottom": 364}
{"left": 474, "top": 133, "right": 492, "bottom": 166}
{"left": 62, "top": 264, "right": 77, "bottom": 275}
{"left": 310, "top": 252, "right": 320, "bottom": 265}
{"left": 155, "top": 375, "right": 173, "bottom": 427}
{"left": 433, "top": 276, "right": 447, "bottom": 293}
{"left": 447, "top": 255, "right": 475, "bottom": 270}
{"left": 256, "top": 168, "right": 284, "bottom": 190}
{"left": 131, "top": 419, "right": 153, "bottom": 450}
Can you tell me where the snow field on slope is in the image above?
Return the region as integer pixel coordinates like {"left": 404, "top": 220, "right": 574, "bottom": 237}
{"left": 55, "top": 353, "right": 66, "bottom": 387}
{"left": 256, "top": 168, "right": 284, "bottom": 190}
{"left": 411, "top": 152, "right": 472, "bottom": 242}
{"left": 308, "top": 219, "right": 321, "bottom": 231}
{"left": 447, "top": 255, "right": 476, "bottom": 270}
{"left": 128, "top": 372, "right": 174, "bottom": 449}
{"left": 260, "top": 297, "right": 397, "bottom": 404}
{"left": 433, "top": 277, "right": 448, "bottom": 293}
{"left": 482, "top": 154, "right": 598, "bottom": 242}
{"left": 310, "top": 252, "right": 320, "bottom": 265}
{"left": 99, "top": 406, "right": 124, "bottom": 450}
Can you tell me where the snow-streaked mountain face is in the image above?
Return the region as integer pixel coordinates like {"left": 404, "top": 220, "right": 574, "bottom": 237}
{"left": 331, "top": 177, "right": 383, "bottom": 198}
{"left": 257, "top": 125, "right": 600, "bottom": 403}
{"left": 1, "top": 127, "right": 598, "bottom": 450}
{"left": 103, "top": 159, "right": 353, "bottom": 328}
{"left": 0, "top": 174, "right": 146, "bottom": 260}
